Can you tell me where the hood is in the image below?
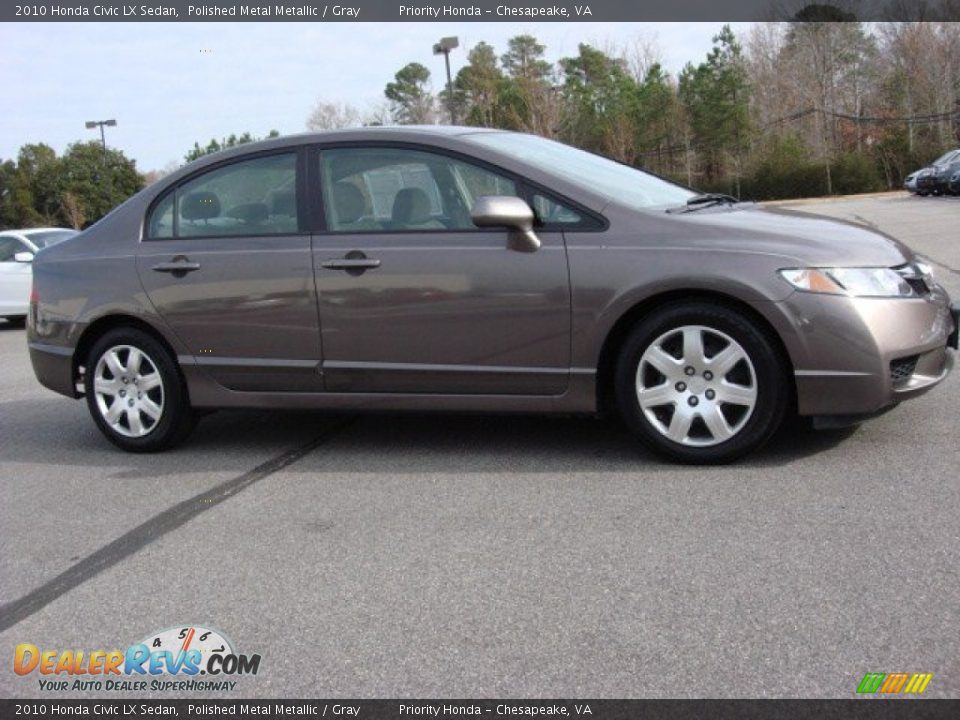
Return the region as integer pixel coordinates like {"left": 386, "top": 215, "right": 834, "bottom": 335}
{"left": 658, "top": 205, "right": 911, "bottom": 267}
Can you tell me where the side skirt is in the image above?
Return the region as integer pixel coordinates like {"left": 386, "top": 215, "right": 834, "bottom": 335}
{"left": 181, "top": 365, "right": 598, "bottom": 415}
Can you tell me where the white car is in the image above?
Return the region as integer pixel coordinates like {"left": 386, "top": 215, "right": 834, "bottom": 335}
{"left": 0, "top": 228, "right": 78, "bottom": 324}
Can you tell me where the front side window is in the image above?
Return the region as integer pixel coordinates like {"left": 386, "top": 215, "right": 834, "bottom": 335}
{"left": 320, "top": 147, "right": 518, "bottom": 232}
{"left": 532, "top": 193, "right": 585, "bottom": 226}
{"left": 148, "top": 153, "right": 298, "bottom": 238}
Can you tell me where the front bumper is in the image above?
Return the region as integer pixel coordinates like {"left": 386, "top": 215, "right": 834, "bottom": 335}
{"left": 779, "top": 290, "right": 956, "bottom": 417}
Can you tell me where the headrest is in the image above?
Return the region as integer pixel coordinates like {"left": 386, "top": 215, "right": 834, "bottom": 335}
{"left": 332, "top": 182, "right": 366, "bottom": 225}
{"left": 392, "top": 187, "right": 432, "bottom": 225}
{"left": 180, "top": 191, "right": 220, "bottom": 221}
{"left": 227, "top": 203, "right": 269, "bottom": 224}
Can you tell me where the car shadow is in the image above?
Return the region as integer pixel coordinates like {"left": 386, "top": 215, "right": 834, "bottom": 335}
{"left": 0, "top": 394, "right": 857, "bottom": 477}
{"left": 0, "top": 319, "right": 25, "bottom": 331}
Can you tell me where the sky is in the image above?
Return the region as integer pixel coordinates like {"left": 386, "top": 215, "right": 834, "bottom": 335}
{"left": 0, "top": 21, "right": 752, "bottom": 172}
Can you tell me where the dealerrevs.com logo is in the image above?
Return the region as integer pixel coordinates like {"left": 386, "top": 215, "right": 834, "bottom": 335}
{"left": 13, "top": 625, "right": 261, "bottom": 692}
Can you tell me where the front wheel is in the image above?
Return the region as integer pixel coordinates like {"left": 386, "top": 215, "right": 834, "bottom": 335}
{"left": 84, "top": 328, "right": 196, "bottom": 452}
{"left": 615, "top": 303, "right": 789, "bottom": 464}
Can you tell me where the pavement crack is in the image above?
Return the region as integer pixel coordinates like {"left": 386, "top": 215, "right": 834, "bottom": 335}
{"left": 0, "top": 417, "right": 353, "bottom": 633}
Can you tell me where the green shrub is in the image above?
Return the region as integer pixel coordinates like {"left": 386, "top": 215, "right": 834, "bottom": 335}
{"left": 830, "top": 152, "right": 883, "bottom": 194}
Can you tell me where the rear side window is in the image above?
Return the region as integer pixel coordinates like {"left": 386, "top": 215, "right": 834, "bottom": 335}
{"left": 147, "top": 153, "right": 298, "bottom": 238}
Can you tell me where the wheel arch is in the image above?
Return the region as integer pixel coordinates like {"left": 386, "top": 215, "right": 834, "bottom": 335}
{"left": 74, "top": 314, "right": 183, "bottom": 395}
{"left": 595, "top": 290, "right": 796, "bottom": 417}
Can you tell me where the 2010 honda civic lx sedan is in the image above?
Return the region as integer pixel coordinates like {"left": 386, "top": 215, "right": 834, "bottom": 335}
{"left": 26, "top": 127, "right": 959, "bottom": 463}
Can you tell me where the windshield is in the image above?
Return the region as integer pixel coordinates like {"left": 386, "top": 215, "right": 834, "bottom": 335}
{"left": 932, "top": 149, "right": 959, "bottom": 165}
{"left": 465, "top": 132, "right": 694, "bottom": 210}
{"left": 25, "top": 230, "right": 78, "bottom": 248}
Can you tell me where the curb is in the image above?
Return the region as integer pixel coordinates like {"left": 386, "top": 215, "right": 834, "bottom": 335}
{"left": 762, "top": 191, "right": 910, "bottom": 206}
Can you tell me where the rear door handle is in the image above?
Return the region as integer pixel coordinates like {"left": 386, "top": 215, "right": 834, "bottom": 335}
{"left": 320, "top": 259, "right": 381, "bottom": 270}
{"left": 152, "top": 259, "right": 200, "bottom": 274}
{"left": 320, "top": 251, "right": 381, "bottom": 276}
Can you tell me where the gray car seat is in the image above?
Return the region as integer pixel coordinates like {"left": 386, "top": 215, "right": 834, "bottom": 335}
{"left": 331, "top": 183, "right": 380, "bottom": 230}
{"left": 391, "top": 188, "right": 444, "bottom": 230}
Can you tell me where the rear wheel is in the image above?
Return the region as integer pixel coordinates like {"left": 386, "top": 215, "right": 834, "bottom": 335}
{"left": 84, "top": 328, "right": 196, "bottom": 452}
{"left": 615, "top": 303, "right": 789, "bottom": 464}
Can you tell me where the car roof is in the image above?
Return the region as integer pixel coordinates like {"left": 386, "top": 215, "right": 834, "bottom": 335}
{"left": 172, "top": 126, "right": 504, "bottom": 168}
{"left": 1, "top": 227, "right": 76, "bottom": 236}
{"left": 206, "top": 125, "right": 500, "bottom": 155}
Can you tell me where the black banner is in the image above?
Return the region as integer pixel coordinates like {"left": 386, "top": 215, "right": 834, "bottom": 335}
{"left": 3, "top": 0, "right": 959, "bottom": 23}
{"left": 2, "top": 700, "right": 960, "bottom": 719}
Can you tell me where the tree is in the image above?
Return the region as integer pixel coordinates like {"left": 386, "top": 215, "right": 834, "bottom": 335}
{"left": 499, "top": 35, "right": 556, "bottom": 134}
{"left": 451, "top": 42, "right": 505, "bottom": 127}
{"left": 501, "top": 34, "right": 552, "bottom": 83}
{"left": 60, "top": 191, "right": 85, "bottom": 230}
{"left": 385, "top": 63, "right": 435, "bottom": 124}
{"left": 0, "top": 159, "right": 20, "bottom": 229}
{"left": 306, "top": 101, "right": 361, "bottom": 131}
{"left": 184, "top": 130, "right": 280, "bottom": 163}
{"left": 58, "top": 141, "right": 144, "bottom": 226}
{"left": 679, "top": 25, "right": 751, "bottom": 190}
{"left": 634, "top": 64, "right": 683, "bottom": 175}
{"left": 14, "top": 144, "right": 61, "bottom": 224}
{"left": 559, "top": 44, "right": 640, "bottom": 162}
{"left": 782, "top": 19, "right": 877, "bottom": 192}
{"left": 0, "top": 141, "right": 145, "bottom": 230}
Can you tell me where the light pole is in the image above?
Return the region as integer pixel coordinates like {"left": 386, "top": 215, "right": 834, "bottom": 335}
{"left": 85, "top": 119, "right": 116, "bottom": 161}
{"left": 432, "top": 36, "right": 459, "bottom": 124}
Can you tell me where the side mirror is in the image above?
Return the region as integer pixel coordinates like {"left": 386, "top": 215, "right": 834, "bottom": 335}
{"left": 471, "top": 196, "right": 540, "bottom": 252}
{"left": 13, "top": 251, "right": 35, "bottom": 263}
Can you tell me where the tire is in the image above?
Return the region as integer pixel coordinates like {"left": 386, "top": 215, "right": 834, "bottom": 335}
{"left": 614, "top": 302, "right": 789, "bottom": 464}
{"left": 84, "top": 327, "right": 196, "bottom": 452}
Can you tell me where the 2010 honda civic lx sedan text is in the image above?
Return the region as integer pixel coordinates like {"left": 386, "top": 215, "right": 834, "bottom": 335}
{"left": 26, "top": 127, "right": 959, "bottom": 463}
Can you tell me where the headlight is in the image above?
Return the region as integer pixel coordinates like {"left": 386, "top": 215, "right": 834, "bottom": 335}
{"left": 779, "top": 267, "right": 916, "bottom": 297}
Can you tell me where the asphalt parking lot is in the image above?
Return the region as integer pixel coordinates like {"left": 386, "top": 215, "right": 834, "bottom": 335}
{"left": 1, "top": 192, "right": 958, "bottom": 699}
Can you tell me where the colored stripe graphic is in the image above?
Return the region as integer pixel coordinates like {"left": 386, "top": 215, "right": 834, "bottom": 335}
{"left": 903, "top": 673, "right": 933, "bottom": 694}
{"left": 857, "top": 672, "right": 932, "bottom": 694}
{"left": 880, "top": 673, "right": 909, "bottom": 693}
{"left": 857, "top": 673, "right": 886, "bottom": 693}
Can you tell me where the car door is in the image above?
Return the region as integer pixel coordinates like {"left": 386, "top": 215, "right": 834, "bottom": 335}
{"left": 0, "top": 235, "right": 33, "bottom": 317}
{"left": 310, "top": 144, "right": 571, "bottom": 395}
{"left": 136, "top": 149, "right": 323, "bottom": 392}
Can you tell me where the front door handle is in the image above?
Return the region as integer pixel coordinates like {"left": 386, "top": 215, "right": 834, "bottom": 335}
{"left": 320, "top": 251, "right": 381, "bottom": 276}
{"left": 152, "top": 257, "right": 200, "bottom": 275}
